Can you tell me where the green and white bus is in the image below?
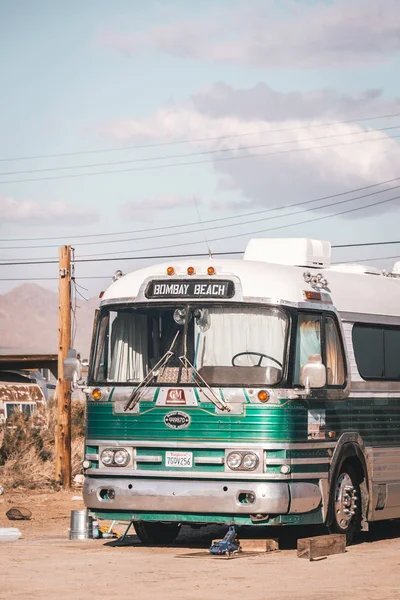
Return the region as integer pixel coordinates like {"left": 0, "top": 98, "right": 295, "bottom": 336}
{"left": 77, "top": 237, "right": 400, "bottom": 544}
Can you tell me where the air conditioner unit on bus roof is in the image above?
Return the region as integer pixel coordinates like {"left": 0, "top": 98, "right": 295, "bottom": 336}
{"left": 244, "top": 238, "right": 331, "bottom": 268}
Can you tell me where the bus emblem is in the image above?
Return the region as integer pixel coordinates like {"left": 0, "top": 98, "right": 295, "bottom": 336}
{"left": 164, "top": 411, "right": 191, "bottom": 429}
{"left": 166, "top": 389, "right": 186, "bottom": 405}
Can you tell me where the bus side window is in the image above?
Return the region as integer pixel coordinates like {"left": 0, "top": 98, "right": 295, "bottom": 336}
{"left": 294, "top": 314, "right": 322, "bottom": 384}
{"left": 325, "top": 316, "right": 345, "bottom": 385}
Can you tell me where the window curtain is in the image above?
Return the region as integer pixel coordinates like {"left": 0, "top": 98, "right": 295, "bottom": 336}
{"left": 109, "top": 313, "right": 148, "bottom": 382}
{"left": 295, "top": 318, "right": 321, "bottom": 382}
{"left": 196, "top": 308, "right": 287, "bottom": 368}
{"left": 325, "top": 318, "right": 345, "bottom": 385}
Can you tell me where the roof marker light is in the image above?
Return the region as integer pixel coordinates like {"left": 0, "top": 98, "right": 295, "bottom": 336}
{"left": 207, "top": 266, "right": 216, "bottom": 276}
{"left": 187, "top": 266, "right": 195, "bottom": 275}
{"left": 167, "top": 266, "right": 175, "bottom": 276}
{"left": 304, "top": 291, "right": 322, "bottom": 301}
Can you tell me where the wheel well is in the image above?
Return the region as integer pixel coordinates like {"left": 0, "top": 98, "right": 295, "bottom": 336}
{"left": 327, "top": 444, "right": 369, "bottom": 528}
{"left": 340, "top": 456, "right": 365, "bottom": 483}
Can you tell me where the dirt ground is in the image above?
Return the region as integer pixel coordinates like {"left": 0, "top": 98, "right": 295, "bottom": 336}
{"left": 1, "top": 490, "right": 400, "bottom": 600}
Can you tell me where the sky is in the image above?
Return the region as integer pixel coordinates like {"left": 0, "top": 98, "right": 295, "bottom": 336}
{"left": 1, "top": 0, "right": 400, "bottom": 296}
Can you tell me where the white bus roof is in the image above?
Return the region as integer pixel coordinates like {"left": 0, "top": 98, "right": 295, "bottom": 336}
{"left": 101, "top": 238, "right": 400, "bottom": 319}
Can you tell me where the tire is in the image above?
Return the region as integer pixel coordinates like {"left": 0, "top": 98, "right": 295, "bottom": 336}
{"left": 328, "top": 464, "right": 361, "bottom": 545}
{"left": 134, "top": 522, "right": 181, "bottom": 546}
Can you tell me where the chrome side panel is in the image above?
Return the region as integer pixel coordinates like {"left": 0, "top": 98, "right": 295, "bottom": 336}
{"left": 366, "top": 446, "right": 400, "bottom": 521}
{"left": 289, "top": 482, "right": 322, "bottom": 513}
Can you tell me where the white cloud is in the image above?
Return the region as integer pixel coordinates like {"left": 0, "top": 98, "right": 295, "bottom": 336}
{"left": 121, "top": 194, "right": 201, "bottom": 220}
{"left": 101, "top": 83, "right": 400, "bottom": 216}
{"left": 99, "top": 0, "right": 400, "bottom": 68}
{"left": 0, "top": 197, "right": 99, "bottom": 225}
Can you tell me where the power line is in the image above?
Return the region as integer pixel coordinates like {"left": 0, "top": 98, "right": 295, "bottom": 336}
{"left": 2, "top": 175, "right": 400, "bottom": 244}
{"left": 2, "top": 188, "right": 400, "bottom": 264}
{"left": 334, "top": 240, "right": 400, "bottom": 249}
{"left": 4, "top": 181, "right": 400, "bottom": 251}
{"left": 71, "top": 191, "right": 400, "bottom": 260}
{"left": 3, "top": 125, "right": 400, "bottom": 178}
{"left": 2, "top": 131, "right": 400, "bottom": 185}
{"left": 2, "top": 182, "right": 400, "bottom": 266}
{"left": 3, "top": 251, "right": 400, "bottom": 281}
{"left": 3, "top": 110, "right": 400, "bottom": 163}
{"left": 336, "top": 254, "right": 400, "bottom": 264}
{"left": 0, "top": 250, "right": 244, "bottom": 266}
{"left": 69, "top": 185, "right": 400, "bottom": 256}
{"left": 0, "top": 276, "right": 113, "bottom": 281}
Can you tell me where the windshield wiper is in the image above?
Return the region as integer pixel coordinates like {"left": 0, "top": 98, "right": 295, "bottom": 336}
{"left": 124, "top": 331, "right": 180, "bottom": 412}
{"left": 178, "top": 355, "right": 231, "bottom": 412}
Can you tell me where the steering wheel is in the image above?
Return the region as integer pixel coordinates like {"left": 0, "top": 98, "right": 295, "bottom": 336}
{"left": 232, "top": 352, "right": 283, "bottom": 368}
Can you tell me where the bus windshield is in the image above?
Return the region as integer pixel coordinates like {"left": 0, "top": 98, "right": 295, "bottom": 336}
{"left": 92, "top": 305, "right": 288, "bottom": 387}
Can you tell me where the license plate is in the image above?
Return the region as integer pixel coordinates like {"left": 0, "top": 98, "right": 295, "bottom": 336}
{"left": 165, "top": 451, "right": 193, "bottom": 468}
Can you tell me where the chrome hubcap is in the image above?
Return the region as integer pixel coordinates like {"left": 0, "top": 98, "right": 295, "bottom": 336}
{"left": 334, "top": 473, "right": 358, "bottom": 530}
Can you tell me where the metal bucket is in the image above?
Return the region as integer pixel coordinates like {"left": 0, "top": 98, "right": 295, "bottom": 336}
{"left": 69, "top": 510, "right": 93, "bottom": 540}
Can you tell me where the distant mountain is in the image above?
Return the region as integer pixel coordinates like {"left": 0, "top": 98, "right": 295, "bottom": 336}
{"left": 0, "top": 284, "right": 99, "bottom": 359}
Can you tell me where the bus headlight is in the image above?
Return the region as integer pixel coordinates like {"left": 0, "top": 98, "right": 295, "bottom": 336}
{"left": 242, "top": 452, "right": 259, "bottom": 470}
{"left": 101, "top": 449, "right": 115, "bottom": 466}
{"left": 226, "top": 451, "right": 260, "bottom": 471}
{"left": 226, "top": 452, "right": 243, "bottom": 470}
{"left": 114, "top": 449, "right": 129, "bottom": 467}
{"left": 101, "top": 448, "right": 130, "bottom": 467}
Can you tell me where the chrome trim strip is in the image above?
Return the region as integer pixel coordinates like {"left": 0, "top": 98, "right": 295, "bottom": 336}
{"left": 350, "top": 382, "right": 400, "bottom": 393}
{"left": 100, "top": 297, "right": 136, "bottom": 306}
{"left": 86, "top": 453, "right": 99, "bottom": 461}
{"left": 135, "top": 456, "right": 162, "bottom": 463}
{"left": 86, "top": 467, "right": 328, "bottom": 480}
{"left": 340, "top": 311, "right": 400, "bottom": 326}
{"left": 266, "top": 458, "right": 330, "bottom": 465}
{"left": 87, "top": 439, "right": 336, "bottom": 450}
{"left": 195, "top": 456, "right": 225, "bottom": 465}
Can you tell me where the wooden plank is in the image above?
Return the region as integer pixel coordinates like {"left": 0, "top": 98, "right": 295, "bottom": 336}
{"left": 297, "top": 534, "right": 346, "bottom": 560}
{"left": 211, "top": 538, "right": 279, "bottom": 553}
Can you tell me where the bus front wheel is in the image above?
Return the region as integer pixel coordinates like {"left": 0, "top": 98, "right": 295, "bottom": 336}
{"left": 328, "top": 464, "right": 361, "bottom": 544}
{"left": 134, "top": 522, "right": 181, "bottom": 545}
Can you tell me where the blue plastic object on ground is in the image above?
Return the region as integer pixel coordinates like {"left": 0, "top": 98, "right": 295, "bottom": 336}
{"left": 209, "top": 526, "right": 241, "bottom": 556}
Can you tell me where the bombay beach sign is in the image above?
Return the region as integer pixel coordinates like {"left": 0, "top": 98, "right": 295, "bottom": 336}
{"left": 145, "top": 279, "right": 235, "bottom": 299}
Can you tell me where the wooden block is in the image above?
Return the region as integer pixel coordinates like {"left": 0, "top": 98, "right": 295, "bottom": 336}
{"left": 211, "top": 538, "right": 279, "bottom": 553}
{"left": 297, "top": 534, "right": 346, "bottom": 560}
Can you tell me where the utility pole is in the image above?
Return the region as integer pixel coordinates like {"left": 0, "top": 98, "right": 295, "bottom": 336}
{"left": 55, "top": 245, "right": 72, "bottom": 488}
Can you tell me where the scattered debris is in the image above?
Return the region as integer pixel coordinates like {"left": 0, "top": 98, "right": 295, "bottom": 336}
{"left": 0, "top": 527, "right": 22, "bottom": 542}
{"left": 6, "top": 507, "right": 32, "bottom": 521}
{"left": 73, "top": 474, "right": 84, "bottom": 485}
{"left": 72, "top": 496, "right": 83, "bottom": 501}
{"left": 0, "top": 485, "right": 4, "bottom": 496}
{"left": 297, "top": 534, "right": 346, "bottom": 560}
{"left": 99, "top": 524, "right": 120, "bottom": 539}
{"left": 209, "top": 526, "right": 241, "bottom": 556}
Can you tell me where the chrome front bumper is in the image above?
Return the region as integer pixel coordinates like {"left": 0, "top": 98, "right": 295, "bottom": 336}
{"left": 83, "top": 476, "right": 322, "bottom": 514}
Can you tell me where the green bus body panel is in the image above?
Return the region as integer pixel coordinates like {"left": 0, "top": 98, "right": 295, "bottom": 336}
{"left": 87, "top": 398, "right": 400, "bottom": 445}
{"left": 92, "top": 510, "right": 324, "bottom": 527}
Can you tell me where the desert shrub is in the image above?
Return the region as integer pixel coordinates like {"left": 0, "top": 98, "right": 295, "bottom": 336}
{"left": 0, "top": 399, "right": 85, "bottom": 489}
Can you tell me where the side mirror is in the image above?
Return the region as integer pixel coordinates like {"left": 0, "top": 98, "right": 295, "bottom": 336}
{"left": 63, "top": 349, "right": 81, "bottom": 383}
{"left": 300, "top": 354, "right": 326, "bottom": 390}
